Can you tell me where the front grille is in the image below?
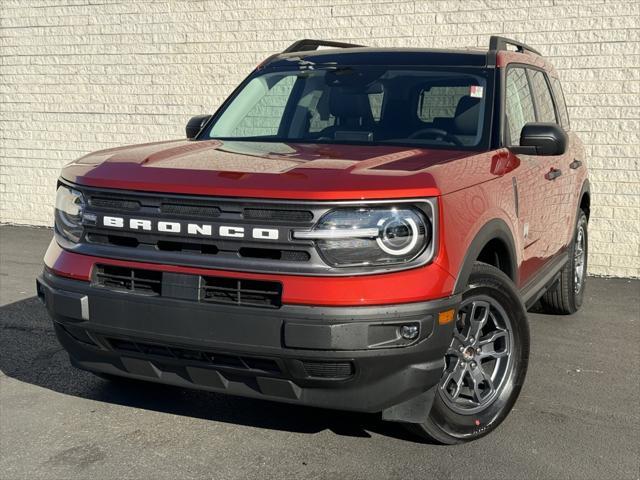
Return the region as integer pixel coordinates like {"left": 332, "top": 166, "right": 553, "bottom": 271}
{"left": 93, "top": 265, "right": 162, "bottom": 296}
{"left": 201, "top": 276, "right": 282, "bottom": 309}
{"left": 78, "top": 186, "right": 326, "bottom": 274}
{"left": 93, "top": 265, "right": 282, "bottom": 309}
{"left": 71, "top": 183, "right": 436, "bottom": 276}
{"left": 302, "top": 361, "right": 355, "bottom": 379}
{"left": 107, "top": 337, "right": 281, "bottom": 373}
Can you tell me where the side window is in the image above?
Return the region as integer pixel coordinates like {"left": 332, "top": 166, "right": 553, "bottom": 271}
{"left": 529, "top": 70, "right": 558, "bottom": 124}
{"left": 226, "top": 75, "right": 296, "bottom": 137}
{"left": 417, "top": 86, "right": 470, "bottom": 122}
{"left": 550, "top": 77, "right": 570, "bottom": 130}
{"left": 504, "top": 67, "right": 535, "bottom": 146}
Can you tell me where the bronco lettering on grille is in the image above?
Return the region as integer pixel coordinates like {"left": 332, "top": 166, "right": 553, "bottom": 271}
{"left": 102, "top": 215, "right": 279, "bottom": 240}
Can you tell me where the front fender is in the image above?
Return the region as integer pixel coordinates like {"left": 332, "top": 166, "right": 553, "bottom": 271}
{"left": 436, "top": 180, "right": 520, "bottom": 295}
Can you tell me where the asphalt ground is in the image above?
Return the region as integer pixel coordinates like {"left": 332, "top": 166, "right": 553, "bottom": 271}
{"left": 1, "top": 225, "right": 638, "bottom": 479}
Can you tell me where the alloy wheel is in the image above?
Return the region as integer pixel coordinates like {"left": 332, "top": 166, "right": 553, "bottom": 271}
{"left": 440, "top": 295, "right": 514, "bottom": 415}
{"left": 574, "top": 225, "right": 586, "bottom": 294}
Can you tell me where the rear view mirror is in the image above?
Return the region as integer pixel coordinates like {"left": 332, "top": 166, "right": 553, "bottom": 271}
{"left": 186, "top": 115, "right": 211, "bottom": 139}
{"left": 510, "top": 122, "right": 567, "bottom": 156}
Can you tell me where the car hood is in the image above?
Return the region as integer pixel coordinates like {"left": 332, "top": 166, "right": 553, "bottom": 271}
{"left": 62, "top": 140, "right": 508, "bottom": 199}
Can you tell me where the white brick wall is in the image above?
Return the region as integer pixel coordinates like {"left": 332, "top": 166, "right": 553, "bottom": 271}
{"left": 1, "top": 0, "right": 638, "bottom": 277}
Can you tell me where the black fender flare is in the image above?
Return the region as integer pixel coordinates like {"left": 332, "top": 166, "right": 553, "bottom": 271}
{"left": 452, "top": 218, "right": 518, "bottom": 295}
{"left": 578, "top": 178, "right": 591, "bottom": 220}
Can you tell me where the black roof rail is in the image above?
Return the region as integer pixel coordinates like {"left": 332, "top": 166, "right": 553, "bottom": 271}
{"left": 282, "top": 39, "right": 365, "bottom": 54}
{"left": 489, "top": 36, "right": 542, "bottom": 56}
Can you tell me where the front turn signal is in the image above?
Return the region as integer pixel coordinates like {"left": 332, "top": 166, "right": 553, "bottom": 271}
{"left": 438, "top": 309, "right": 456, "bottom": 325}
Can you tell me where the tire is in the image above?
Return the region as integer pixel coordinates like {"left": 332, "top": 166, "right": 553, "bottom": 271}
{"left": 407, "top": 262, "right": 530, "bottom": 444}
{"left": 540, "top": 210, "right": 588, "bottom": 315}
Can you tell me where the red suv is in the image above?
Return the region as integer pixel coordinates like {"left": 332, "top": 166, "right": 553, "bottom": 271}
{"left": 37, "top": 37, "right": 589, "bottom": 443}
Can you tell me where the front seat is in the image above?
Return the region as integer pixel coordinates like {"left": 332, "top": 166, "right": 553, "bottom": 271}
{"left": 317, "top": 88, "right": 375, "bottom": 140}
{"left": 452, "top": 96, "right": 481, "bottom": 138}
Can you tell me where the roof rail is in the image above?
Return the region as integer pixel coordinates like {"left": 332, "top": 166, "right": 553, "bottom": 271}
{"left": 489, "top": 36, "right": 542, "bottom": 56}
{"left": 282, "top": 39, "right": 365, "bottom": 54}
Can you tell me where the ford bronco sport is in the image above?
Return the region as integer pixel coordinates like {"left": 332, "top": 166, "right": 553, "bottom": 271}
{"left": 37, "top": 37, "right": 589, "bottom": 443}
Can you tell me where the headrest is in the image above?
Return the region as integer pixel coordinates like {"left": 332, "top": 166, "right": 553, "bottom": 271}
{"left": 329, "top": 89, "right": 373, "bottom": 121}
{"left": 453, "top": 96, "right": 481, "bottom": 135}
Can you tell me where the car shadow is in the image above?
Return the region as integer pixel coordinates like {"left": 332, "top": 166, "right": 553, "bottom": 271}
{"left": 0, "top": 296, "right": 433, "bottom": 444}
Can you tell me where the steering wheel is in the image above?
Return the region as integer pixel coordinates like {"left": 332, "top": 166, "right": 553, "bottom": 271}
{"left": 408, "top": 128, "right": 464, "bottom": 147}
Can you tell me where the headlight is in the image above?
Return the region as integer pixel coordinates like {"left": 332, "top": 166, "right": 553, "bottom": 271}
{"left": 294, "top": 206, "right": 431, "bottom": 267}
{"left": 55, "top": 185, "right": 85, "bottom": 243}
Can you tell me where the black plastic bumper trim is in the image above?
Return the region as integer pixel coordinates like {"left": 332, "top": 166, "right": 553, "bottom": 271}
{"left": 38, "top": 269, "right": 460, "bottom": 414}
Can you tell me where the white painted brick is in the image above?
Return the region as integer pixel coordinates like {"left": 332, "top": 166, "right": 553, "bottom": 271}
{"left": 1, "top": 0, "right": 638, "bottom": 278}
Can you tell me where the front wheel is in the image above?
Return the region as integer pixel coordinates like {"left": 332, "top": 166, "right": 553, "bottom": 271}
{"left": 407, "top": 262, "right": 530, "bottom": 444}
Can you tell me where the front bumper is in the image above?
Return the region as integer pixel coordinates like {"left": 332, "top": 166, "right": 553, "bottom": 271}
{"left": 37, "top": 269, "right": 460, "bottom": 417}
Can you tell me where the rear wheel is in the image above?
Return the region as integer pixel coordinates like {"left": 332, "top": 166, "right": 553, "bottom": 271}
{"left": 407, "top": 262, "right": 530, "bottom": 444}
{"left": 540, "top": 210, "right": 588, "bottom": 315}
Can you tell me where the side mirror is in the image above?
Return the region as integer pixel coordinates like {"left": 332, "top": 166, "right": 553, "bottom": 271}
{"left": 186, "top": 115, "right": 211, "bottom": 139}
{"left": 510, "top": 122, "right": 567, "bottom": 156}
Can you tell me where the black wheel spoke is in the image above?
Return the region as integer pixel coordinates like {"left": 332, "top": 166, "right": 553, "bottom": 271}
{"left": 467, "top": 300, "right": 490, "bottom": 343}
{"left": 469, "top": 363, "right": 495, "bottom": 403}
{"left": 477, "top": 330, "right": 509, "bottom": 359}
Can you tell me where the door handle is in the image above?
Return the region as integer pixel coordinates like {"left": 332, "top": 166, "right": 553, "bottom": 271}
{"left": 570, "top": 159, "right": 583, "bottom": 170}
{"left": 545, "top": 168, "right": 562, "bottom": 181}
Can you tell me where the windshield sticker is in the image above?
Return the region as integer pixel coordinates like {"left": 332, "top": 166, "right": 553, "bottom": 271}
{"left": 470, "top": 85, "right": 484, "bottom": 98}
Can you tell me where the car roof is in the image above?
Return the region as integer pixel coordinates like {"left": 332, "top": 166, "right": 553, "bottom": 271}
{"left": 266, "top": 47, "right": 491, "bottom": 68}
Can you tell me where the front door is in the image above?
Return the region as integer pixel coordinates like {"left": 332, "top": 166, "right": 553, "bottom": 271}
{"left": 503, "top": 66, "right": 556, "bottom": 286}
{"left": 527, "top": 68, "right": 576, "bottom": 257}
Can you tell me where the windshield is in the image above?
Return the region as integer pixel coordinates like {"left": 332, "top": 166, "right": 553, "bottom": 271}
{"left": 203, "top": 66, "right": 492, "bottom": 150}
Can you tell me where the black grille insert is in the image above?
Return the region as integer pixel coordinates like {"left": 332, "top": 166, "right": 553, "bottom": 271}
{"left": 87, "top": 233, "right": 139, "bottom": 248}
{"left": 93, "top": 265, "right": 162, "bottom": 296}
{"left": 243, "top": 208, "right": 313, "bottom": 222}
{"left": 238, "top": 247, "right": 310, "bottom": 262}
{"left": 89, "top": 196, "right": 141, "bottom": 211}
{"left": 201, "top": 276, "right": 282, "bottom": 309}
{"left": 107, "top": 337, "right": 281, "bottom": 373}
{"left": 157, "top": 240, "right": 219, "bottom": 255}
{"left": 302, "top": 361, "right": 355, "bottom": 379}
{"left": 93, "top": 265, "right": 282, "bottom": 308}
{"left": 160, "top": 203, "right": 222, "bottom": 218}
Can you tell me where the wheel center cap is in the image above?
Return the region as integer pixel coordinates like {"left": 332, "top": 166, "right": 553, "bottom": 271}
{"left": 462, "top": 346, "right": 475, "bottom": 361}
